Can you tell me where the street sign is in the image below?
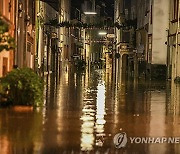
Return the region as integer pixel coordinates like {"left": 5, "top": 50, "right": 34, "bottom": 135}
{"left": 107, "top": 34, "right": 115, "bottom": 38}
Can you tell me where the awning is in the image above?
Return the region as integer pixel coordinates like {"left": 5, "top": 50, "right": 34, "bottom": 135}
{"left": 40, "top": 0, "right": 59, "bottom": 12}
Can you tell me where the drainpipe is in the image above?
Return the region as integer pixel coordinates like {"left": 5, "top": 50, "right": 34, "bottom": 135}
{"left": 175, "top": 0, "right": 180, "bottom": 79}
{"left": 173, "top": 1, "right": 180, "bottom": 80}
{"left": 166, "top": 29, "right": 170, "bottom": 79}
{"left": 14, "top": 0, "right": 18, "bottom": 66}
{"left": 24, "top": 0, "right": 28, "bottom": 67}
{"left": 35, "top": 0, "right": 40, "bottom": 73}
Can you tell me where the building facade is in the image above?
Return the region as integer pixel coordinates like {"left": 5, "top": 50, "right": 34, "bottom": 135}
{"left": 114, "top": 0, "right": 137, "bottom": 83}
{"left": 35, "top": 0, "right": 60, "bottom": 75}
{"left": 0, "top": 0, "right": 15, "bottom": 77}
{"left": 136, "top": 0, "right": 170, "bottom": 79}
{"left": 168, "top": 0, "right": 180, "bottom": 80}
{"left": 15, "top": 0, "right": 36, "bottom": 69}
{"left": 114, "top": 0, "right": 170, "bottom": 80}
{"left": 35, "top": 0, "right": 71, "bottom": 75}
{"left": 150, "top": 0, "right": 170, "bottom": 79}
{"left": 59, "top": 0, "right": 71, "bottom": 62}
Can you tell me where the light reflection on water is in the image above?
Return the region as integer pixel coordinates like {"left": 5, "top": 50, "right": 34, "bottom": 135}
{"left": 80, "top": 76, "right": 106, "bottom": 151}
{"left": 96, "top": 81, "right": 106, "bottom": 133}
{"left": 81, "top": 98, "right": 95, "bottom": 151}
{"left": 1, "top": 67, "right": 180, "bottom": 153}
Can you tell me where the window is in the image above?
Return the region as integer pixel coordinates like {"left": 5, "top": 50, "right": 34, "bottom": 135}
{"left": 148, "top": 35, "right": 152, "bottom": 63}
{"left": 27, "top": 42, "right": 32, "bottom": 53}
{"left": 173, "top": 0, "right": 179, "bottom": 20}
{"left": 0, "top": 0, "right": 3, "bottom": 13}
{"left": 125, "top": 9, "right": 128, "bottom": 19}
{"left": 3, "top": 57, "right": 8, "bottom": 76}
{"left": 150, "top": 5, "right": 152, "bottom": 24}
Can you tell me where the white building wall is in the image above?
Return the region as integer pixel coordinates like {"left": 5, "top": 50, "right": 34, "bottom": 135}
{"left": 151, "top": 0, "right": 170, "bottom": 65}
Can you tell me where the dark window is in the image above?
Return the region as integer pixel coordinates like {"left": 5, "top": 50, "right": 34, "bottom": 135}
{"left": 173, "top": 0, "right": 179, "bottom": 20}
{"left": 0, "top": 0, "right": 3, "bottom": 14}
{"left": 27, "top": 42, "right": 32, "bottom": 53}
{"left": 148, "top": 35, "right": 152, "bottom": 63}
{"left": 150, "top": 5, "right": 152, "bottom": 24}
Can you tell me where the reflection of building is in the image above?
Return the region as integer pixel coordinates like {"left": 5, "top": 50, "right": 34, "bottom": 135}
{"left": 169, "top": 83, "right": 180, "bottom": 115}
{"left": 0, "top": 0, "right": 15, "bottom": 77}
{"left": 148, "top": 90, "right": 167, "bottom": 153}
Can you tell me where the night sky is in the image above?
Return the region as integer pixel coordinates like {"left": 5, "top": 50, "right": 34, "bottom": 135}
{"left": 71, "top": 0, "right": 114, "bottom": 17}
{"left": 104, "top": 0, "right": 114, "bottom": 17}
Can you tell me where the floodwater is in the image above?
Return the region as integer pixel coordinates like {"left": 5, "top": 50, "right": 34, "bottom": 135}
{"left": 0, "top": 65, "right": 180, "bottom": 154}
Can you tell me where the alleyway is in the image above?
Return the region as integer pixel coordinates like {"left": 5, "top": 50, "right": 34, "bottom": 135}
{"left": 0, "top": 66, "right": 180, "bottom": 153}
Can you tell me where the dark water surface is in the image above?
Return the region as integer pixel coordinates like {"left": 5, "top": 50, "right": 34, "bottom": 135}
{"left": 0, "top": 67, "right": 180, "bottom": 154}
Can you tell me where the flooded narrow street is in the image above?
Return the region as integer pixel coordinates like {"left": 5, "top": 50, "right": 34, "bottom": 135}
{"left": 1, "top": 66, "right": 180, "bottom": 153}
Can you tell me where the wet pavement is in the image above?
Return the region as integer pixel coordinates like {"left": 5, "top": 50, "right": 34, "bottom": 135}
{"left": 0, "top": 66, "right": 180, "bottom": 153}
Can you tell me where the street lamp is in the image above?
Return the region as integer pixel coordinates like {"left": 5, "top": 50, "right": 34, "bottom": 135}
{"left": 84, "top": 12, "right": 97, "bottom": 15}
{"left": 98, "top": 31, "right": 107, "bottom": 35}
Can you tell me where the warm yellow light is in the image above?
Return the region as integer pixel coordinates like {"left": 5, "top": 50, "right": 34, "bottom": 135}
{"left": 84, "top": 12, "right": 97, "bottom": 15}
{"left": 98, "top": 32, "right": 107, "bottom": 35}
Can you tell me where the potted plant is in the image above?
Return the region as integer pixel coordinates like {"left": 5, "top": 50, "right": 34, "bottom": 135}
{"left": 0, "top": 68, "right": 44, "bottom": 107}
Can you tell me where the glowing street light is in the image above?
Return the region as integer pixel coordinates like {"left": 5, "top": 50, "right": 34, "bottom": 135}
{"left": 84, "top": 12, "right": 97, "bottom": 15}
{"left": 98, "top": 32, "right": 107, "bottom": 35}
